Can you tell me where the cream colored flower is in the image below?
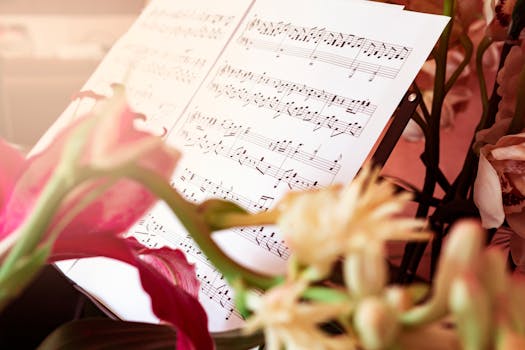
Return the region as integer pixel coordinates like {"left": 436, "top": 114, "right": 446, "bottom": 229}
{"left": 244, "top": 282, "right": 354, "bottom": 350}
{"left": 276, "top": 165, "right": 429, "bottom": 277}
{"left": 344, "top": 243, "right": 387, "bottom": 299}
{"left": 474, "top": 133, "right": 525, "bottom": 235}
{"left": 354, "top": 297, "right": 400, "bottom": 350}
{"left": 402, "top": 220, "right": 485, "bottom": 325}
{"left": 474, "top": 42, "right": 525, "bottom": 235}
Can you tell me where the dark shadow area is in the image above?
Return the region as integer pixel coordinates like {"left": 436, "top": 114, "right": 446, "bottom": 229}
{"left": 0, "top": 265, "right": 107, "bottom": 349}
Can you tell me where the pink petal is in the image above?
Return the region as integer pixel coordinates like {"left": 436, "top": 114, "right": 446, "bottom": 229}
{"left": 0, "top": 123, "right": 74, "bottom": 238}
{"left": 50, "top": 236, "right": 212, "bottom": 350}
{"left": 473, "top": 153, "right": 505, "bottom": 229}
{"left": 0, "top": 139, "right": 25, "bottom": 211}
{"left": 1, "top": 97, "right": 178, "bottom": 241}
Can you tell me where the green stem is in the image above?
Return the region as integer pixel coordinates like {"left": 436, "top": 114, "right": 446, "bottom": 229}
{"left": 210, "top": 210, "right": 279, "bottom": 230}
{"left": 0, "top": 172, "right": 71, "bottom": 280}
{"left": 123, "top": 166, "right": 280, "bottom": 290}
{"left": 444, "top": 33, "right": 473, "bottom": 94}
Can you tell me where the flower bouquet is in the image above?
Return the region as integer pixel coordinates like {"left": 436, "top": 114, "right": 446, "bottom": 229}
{"left": 0, "top": 0, "right": 524, "bottom": 349}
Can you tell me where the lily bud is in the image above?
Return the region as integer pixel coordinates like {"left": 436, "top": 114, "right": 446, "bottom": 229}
{"left": 385, "top": 286, "right": 413, "bottom": 312}
{"left": 449, "top": 274, "right": 491, "bottom": 350}
{"left": 401, "top": 220, "right": 485, "bottom": 325}
{"left": 354, "top": 297, "right": 399, "bottom": 350}
{"left": 479, "top": 248, "right": 508, "bottom": 299}
{"left": 344, "top": 243, "right": 387, "bottom": 298}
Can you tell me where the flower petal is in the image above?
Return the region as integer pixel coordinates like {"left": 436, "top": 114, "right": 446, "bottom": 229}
{"left": 474, "top": 152, "right": 506, "bottom": 229}
{"left": 0, "top": 139, "right": 25, "bottom": 211}
{"left": 50, "top": 236, "right": 212, "bottom": 350}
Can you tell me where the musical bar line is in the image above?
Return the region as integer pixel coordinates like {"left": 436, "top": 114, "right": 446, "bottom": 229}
{"left": 178, "top": 167, "right": 276, "bottom": 212}
{"left": 185, "top": 112, "right": 343, "bottom": 175}
{"left": 238, "top": 18, "right": 413, "bottom": 80}
{"left": 179, "top": 130, "right": 321, "bottom": 190}
{"left": 216, "top": 64, "right": 376, "bottom": 114}
{"left": 175, "top": 168, "right": 290, "bottom": 259}
{"left": 209, "top": 82, "right": 369, "bottom": 137}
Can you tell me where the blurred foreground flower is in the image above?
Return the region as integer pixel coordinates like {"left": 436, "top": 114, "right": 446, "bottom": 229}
{"left": 276, "top": 165, "right": 429, "bottom": 279}
{"left": 0, "top": 88, "right": 212, "bottom": 349}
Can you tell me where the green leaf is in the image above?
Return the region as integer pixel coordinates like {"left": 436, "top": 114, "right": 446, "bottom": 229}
{"left": 38, "top": 318, "right": 264, "bottom": 350}
{"left": 38, "top": 318, "right": 178, "bottom": 350}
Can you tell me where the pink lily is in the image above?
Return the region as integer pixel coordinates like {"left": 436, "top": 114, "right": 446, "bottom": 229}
{"left": 0, "top": 89, "right": 212, "bottom": 349}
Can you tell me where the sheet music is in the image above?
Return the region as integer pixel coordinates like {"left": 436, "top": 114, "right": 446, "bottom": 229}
{"left": 51, "top": 0, "right": 448, "bottom": 333}
{"left": 46, "top": 0, "right": 253, "bottom": 139}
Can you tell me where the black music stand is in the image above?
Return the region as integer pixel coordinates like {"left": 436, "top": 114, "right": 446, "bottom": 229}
{"left": 371, "top": 90, "right": 419, "bottom": 167}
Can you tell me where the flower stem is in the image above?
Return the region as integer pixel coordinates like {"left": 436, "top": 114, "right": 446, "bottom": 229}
{"left": 123, "top": 165, "right": 280, "bottom": 290}
{"left": 444, "top": 33, "right": 473, "bottom": 94}
{"left": 208, "top": 210, "right": 279, "bottom": 230}
{"left": 0, "top": 119, "right": 95, "bottom": 280}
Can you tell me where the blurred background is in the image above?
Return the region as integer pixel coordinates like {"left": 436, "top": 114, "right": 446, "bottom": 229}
{"left": 0, "top": 0, "right": 146, "bottom": 147}
{"left": 0, "top": 3, "right": 148, "bottom": 347}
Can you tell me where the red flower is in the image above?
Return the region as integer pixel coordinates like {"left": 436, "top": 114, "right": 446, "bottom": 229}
{"left": 0, "top": 90, "right": 212, "bottom": 349}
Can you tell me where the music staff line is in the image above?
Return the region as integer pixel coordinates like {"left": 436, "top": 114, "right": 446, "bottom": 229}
{"left": 135, "top": 214, "right": 240, "bottom": 320}
{"left": 198, "top": 272, "right": 239, "bottom": 320}
{"left": 121, "top": 43, "right": 207, "bottom": 68}
{"left": 147, "top": 8, "right": 236, "bottom": 26}
{"left": 234, "top": 226, "right": 290, "bottom": 259}
{"left": 179, "top": 129, "right": 321, "bottom": 190}
{"left": 185, "top": 112, "right": 342, "bottom": 175}
{"left": 209, "top": 82, "right": 369, "bottom": 137}
{"left": 138, "top": 61, "right": 200, "bottom": 84}
{"left": 140, "top": 21, "right": 226, "bottom": 40}
{"left": 238, "top": 38, "right": 402, "bottom": 81}
{"left": 177, "top": 168, "right": 290, "bottom": 259}
{"left": 238, "top": 18, "right": 412, "bottom": 80}
{"left": 178, "top": 167, "right": 276, "bottom": 211}
{"left": 243, "top": 18, "right": 412, "bottom": 61}
{"left": 216, "top": 64, "right": 377, "bottom": 116}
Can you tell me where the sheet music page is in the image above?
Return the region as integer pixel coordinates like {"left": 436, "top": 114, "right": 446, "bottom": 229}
{"left": 55, "top": 0, "right": 448, "bottom": 333}
{"left": 39, "top": 0, "right": 254, "bottom": 144}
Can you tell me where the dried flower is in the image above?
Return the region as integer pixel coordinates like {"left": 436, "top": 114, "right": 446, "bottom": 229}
{"left": 245, "top": 282, "right": 353, "bottom": 350}
{"left": 276, "top": 165, "right": 428, "bottom": 278}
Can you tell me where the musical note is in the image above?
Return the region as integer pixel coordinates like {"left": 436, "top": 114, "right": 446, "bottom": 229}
{"left": 177, "top": 168, "right": 276, "bottom": 211}
{"left": 209, "top": 81, "right": 369, "bottom": 137}
{"left": 183, "top": 112, "right": 343, "bottom": 175}
{"left": 238, "top": 17, "right": 413, "bottom": 80}
{"left": 138, "top": 7, "right": 236, "bottom": 40}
